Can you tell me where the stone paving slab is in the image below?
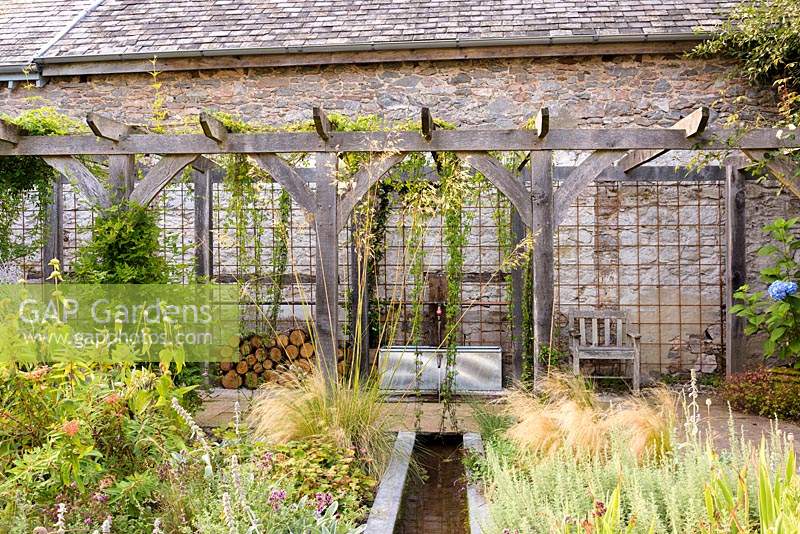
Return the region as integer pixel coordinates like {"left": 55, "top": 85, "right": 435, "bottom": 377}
{"left": 194, "top": 388, "right": 800, "bottom": 449}
{"left": 195, "top": 388, "right": 485, "bottom": 432}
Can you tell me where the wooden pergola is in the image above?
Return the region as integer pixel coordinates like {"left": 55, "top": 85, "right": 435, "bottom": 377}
{"left": 1, "top": 107, "right": 798, "bottom": 383}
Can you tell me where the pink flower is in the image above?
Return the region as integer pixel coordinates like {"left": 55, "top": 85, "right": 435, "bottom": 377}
{"left": 315, "top": 492, "right": 334, "bottom": 514}
{"left": 593, "top": 500, "right": 607, "bottom": 518}
{"left": 268, "top": 488, "right": 286, "bottom": 511}
{"left": 62, "top": 420, "right": 80, "bottom": 437}
{"left": 258, "top": 452, "right": 274, "bottom": 470}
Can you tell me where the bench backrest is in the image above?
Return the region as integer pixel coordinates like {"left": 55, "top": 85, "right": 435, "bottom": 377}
{"left": 567, "top": 309, "right": 629, "bottom": 348}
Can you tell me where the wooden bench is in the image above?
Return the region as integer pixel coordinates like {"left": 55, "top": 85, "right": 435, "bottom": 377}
{"left": 567, "top": 309, "right": 641, "bottom": 393}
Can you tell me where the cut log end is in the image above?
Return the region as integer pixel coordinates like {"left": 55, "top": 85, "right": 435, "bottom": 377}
{"left": 222, "top": 370, "right": 243, "bottom": 389}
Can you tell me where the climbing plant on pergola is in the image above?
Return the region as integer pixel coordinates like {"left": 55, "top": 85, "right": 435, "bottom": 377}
{"left": 1, "top": 106, "right": 798, "bottom": 383}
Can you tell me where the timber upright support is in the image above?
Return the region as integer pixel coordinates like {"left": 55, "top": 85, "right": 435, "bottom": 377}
{"left": 315, "top": 152, "right": 340, "bottom": 384}
{"left": 193, "top": 168, "right": 213, "bottom": 279}
{"left": 510, "top": 205, "right": 526, "bottom": 382}
{"left": 42, "top": 180, "right": 64, "bottom": 278}
{"left": 530, "top": 151, "right": 555, "bottom": 385}
{"left": 725, "top": 164, "right": 747, "bottom": 376}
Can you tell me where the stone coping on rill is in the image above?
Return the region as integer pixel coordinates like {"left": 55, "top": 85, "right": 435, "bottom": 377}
{"left": 364, "top": 431, "right": 416, "bottom": 534}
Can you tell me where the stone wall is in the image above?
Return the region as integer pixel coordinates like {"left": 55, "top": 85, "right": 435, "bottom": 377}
{"left": 3, "top": 53, "right": 797, "bottom": 376}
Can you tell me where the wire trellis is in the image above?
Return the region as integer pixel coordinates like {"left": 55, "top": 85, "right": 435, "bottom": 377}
{"left": 7, "top": 167, "right": 728, "bottom": 378}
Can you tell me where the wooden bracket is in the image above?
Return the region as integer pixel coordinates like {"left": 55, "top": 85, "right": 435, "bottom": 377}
{"left": 43, "top": 156, "right": 111, "bottom": 208}
{"left": 130, "top": 154, "right": 198, "bottom": 206}
{"left": 313, "top": 107, "right": 332, "bottom": 141}
{"left": 617, "top": 106, "right": 711, "bottom": 172}
{"left": 86, "top": 112, "right": 134, "bottom": 142}
{"left": 456, "top": 152, "right": 533, "bottom": 227}
{"left": 0, "top": 118, "right": 20, "bottom": 145}
{"left": 199, "top": 112, "right": 228, "bottom": 143}
{"left": 251, "top": 153, "right": 317, "bottom": 213}
{"left": 553, "top": 150, "right": 624, "bottom": 225}
{"left": 421, "top": 107, "right": 434, "bottom": 141}
{"left": 337, "top": 152, "right": 408, "bottom": 231}
{"left": 535, "top": 107, "right": 550, "bottom": 138}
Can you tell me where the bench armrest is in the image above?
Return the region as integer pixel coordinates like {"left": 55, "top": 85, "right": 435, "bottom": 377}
{"left": 627, "top": 331, "right": 641, "bottom": 340}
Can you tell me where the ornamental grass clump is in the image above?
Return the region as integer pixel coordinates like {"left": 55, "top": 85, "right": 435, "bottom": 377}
{"left": 480, "top": 371, "right": 800, "bottom": 533}
{"left": 503, "top": 373, "right": 676, "bottom": 460}
{"left": 247, "top": 372, "right": 393, "bottom": 477}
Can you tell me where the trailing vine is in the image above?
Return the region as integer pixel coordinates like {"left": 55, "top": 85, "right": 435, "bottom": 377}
{"left": 0, "top": 108, "right": 84, "bottom": 267}
{"left": 209, "top": 113, "right": 283, "bottom": 333}
{"left": 269, "top": 190, "right": 292, "bottom": 327}
{"left": 399, "top": 156, "right": 437, "bottom": 429}
{"left": 438, "top": 155, "right": 482, "bottom": 430}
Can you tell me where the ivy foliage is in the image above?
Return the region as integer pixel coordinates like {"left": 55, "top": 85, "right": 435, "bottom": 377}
{"left": 0, "top": 108, "right": 84, "bottom": 263}
{"left": 692, "top": 0, "right": 800, "bottom": 122}
{"left": 70, "top": 202, "right": 170, "bottom": 284}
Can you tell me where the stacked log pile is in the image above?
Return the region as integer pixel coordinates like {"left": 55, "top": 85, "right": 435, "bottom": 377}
{"left": 219, "top": 328, "right": 350, "bottom": 389}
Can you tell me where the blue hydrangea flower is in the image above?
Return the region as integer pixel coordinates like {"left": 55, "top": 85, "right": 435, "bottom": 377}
{"left": 767, "top": 280, "right": 798, "bottom": 301}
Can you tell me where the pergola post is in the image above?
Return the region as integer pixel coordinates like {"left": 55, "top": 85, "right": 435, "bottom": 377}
{"left": 108, "top": 156, "right": 135, "bottom": 203}
{"left": 510, "top": 204, "right": 526, "bottom": 382}
{"left": 315, "top": 153, "right": 340, "bottom": 384}
{"left": 725, "top": 164, "right": 747, "bottom": 376}
{"left": 42, "top": 178, "right": 63, "bottom": 277}
{"left": 193, "top": 168, "right": 213, "bottom": 279}
{"left": 530, "top": 151, "right": 554, "bottom": 385}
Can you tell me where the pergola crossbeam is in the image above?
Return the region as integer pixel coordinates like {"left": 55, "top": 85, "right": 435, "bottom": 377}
{"left": 534, "top": 107, "right": 549, "bottom": 138}
{"left": 421, "top": 108, "right": 434, "bottom": 141}
{"left": 199, "top": 112, "right": 229, "bottom": 144}
{"left": 313, "top": 107, "right": 332, "bottom": 141}
{"left": 86, "top": 112, "right": 135, "bottom": 142}
{"left": 617, "top": 106, "right": 710, "bottom": 172}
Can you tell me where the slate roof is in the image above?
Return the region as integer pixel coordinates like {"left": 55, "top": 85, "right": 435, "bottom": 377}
{"left": 0, "top": 0, "right": 96, "bottom": 67}
{"left": 1, "top": 0, "right": 737, "bottom": 67}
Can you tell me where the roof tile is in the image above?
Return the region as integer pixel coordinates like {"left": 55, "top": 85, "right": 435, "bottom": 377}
{"left": 2, "top": 0, "right": 738, "bottom": 65}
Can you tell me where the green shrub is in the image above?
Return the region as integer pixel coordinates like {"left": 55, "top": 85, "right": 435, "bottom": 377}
{"left": 0, "top": 361, "right": 195, "bottom": 531}
{"left": 731, "top": 218, "right": 800, "bottom": 366}
{"left": 70, "top": 203, "right": 170, "bottom": 284}
{"left": 722, "top": 367, "right": 800, "bottom": 420}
